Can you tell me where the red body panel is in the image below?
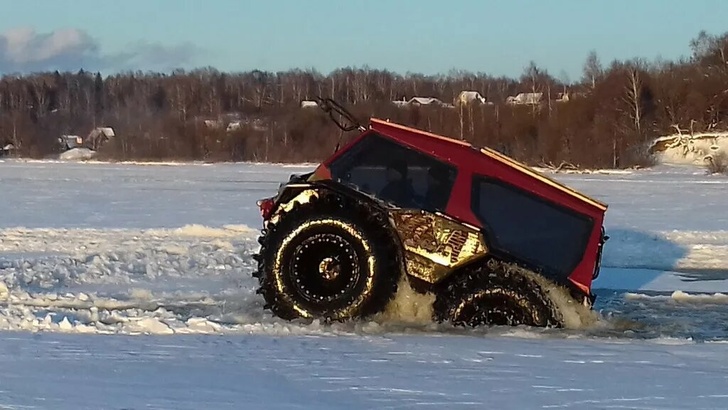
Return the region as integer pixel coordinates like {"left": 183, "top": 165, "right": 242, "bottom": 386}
{"left": 313, "top": 118, "right": 608, "bottom": 295}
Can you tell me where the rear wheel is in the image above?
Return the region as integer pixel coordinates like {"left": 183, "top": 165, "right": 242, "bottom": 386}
{"left": 253, "top": 192, "right": 401, "bottom": 321}
{"left": 433, "top": 259, "right": 563, "bottom": 328}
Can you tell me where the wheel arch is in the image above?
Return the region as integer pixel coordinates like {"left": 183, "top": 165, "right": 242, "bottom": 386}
{"left": 272, "top": 181, "right": 403, "bottom": 247}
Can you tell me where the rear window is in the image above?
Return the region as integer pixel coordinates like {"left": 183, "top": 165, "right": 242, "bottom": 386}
{"left": 471, "top": 177, "right": 593, "bottom": 279}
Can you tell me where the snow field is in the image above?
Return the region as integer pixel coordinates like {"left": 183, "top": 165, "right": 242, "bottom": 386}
{"left": 0, "top": 331, "right": 726, "bottom": 410}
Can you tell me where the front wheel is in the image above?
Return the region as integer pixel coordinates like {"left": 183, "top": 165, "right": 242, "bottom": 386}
{"left": 254, "top": 194, "right": 401, "bottom": 322}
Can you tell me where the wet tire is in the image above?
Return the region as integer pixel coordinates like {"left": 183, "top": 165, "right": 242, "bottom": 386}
{"left": 253, "top": 192, "right": 401, "bottom": 322}
{"left": 433, "top": 259, "right": 563, "bottom": 328}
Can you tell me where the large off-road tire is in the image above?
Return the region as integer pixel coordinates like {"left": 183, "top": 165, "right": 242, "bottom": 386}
{"left": 252, "top": 192, "right": 401, "bottom": 322}
{"left": 433, "top": 259, "right": 563, "bottom": 328}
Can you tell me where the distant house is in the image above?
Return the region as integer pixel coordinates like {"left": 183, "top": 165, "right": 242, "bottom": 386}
{"left": 0, "top": 143, "right": 15, "bottom": 157}
{"left": 392, "top": 97, "right": 454, "bottom": 108}
{"left": 226, "top": 121, "right": 242, "bottom": 132}
{"left": 86, "top": 127, "right": 115, "bottom": 150}
{"left": 300, "top": 100, "right": 318, "bottom": 108}
{"left": 196, "top": 112, "right": 257, "bottom": 133}
{"left": 556, "top": 92, "right": 570, "bottom": 103}
{"left": 506, "top": 92, "right": 543, "bottom": 105}
{"left": 203, "top": 119, "right": 224, "bottom": 129}
{"left": 57, "top": 127, "right": 115, "bottom": 152}
{"left": 223, "top": 116, "right": 268, "bottom": 133}
{"left": 59, "top": 135, "right": 83, "bottom": 150}
{"left": 455, "top": 91, "right": 488, "bottom": 106}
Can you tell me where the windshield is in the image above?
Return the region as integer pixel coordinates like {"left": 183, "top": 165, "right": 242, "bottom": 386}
{"left": 328, "top": 133, "right": 457, "bottom": 211}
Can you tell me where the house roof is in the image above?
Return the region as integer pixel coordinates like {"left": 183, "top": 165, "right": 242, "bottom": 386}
{"left": 393, "top": 97, "right": 447, "bottom": 105}
{"left": 457, "top": 91, "right": 486, "bottom": 101}
{"left": 410, "top": 97, "right": 441, "bottom": 105}
{"left": 507, "top": 92, "right": 543, "bottom": 104}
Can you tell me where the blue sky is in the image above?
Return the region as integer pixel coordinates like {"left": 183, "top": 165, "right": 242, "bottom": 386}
{"left": 1, "top": 0, "right": 727, "bottom": 79}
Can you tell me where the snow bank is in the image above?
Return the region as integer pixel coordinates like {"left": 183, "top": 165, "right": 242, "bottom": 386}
{"left": 0, "top": 224, "right": 263, "bottom": 335}
{"left": 625, "top": 290, "right": 728, "bottom": 303}
{"left": 649, "top": 131, "right": 728, "bottom": 166}
{"left": 533, "top": 167, "right": 635, "bottom": 175}
{"left": 4, "top": 157, "right": 317, "bottom": 168}
{"left": 58, "top": 147, "right": 97, "bottom": 161}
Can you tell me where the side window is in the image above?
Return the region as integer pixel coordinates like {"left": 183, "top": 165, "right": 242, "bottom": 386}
{"left": 328, "top": 133, "right": 457, "bottom": 210}
{"left": 471, "top": 177, "right": 593, "bottom": 278}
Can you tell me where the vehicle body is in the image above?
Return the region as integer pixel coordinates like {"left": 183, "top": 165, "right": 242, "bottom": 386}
{"left": 253, "top": 99, "right": 608, "bottom": 327}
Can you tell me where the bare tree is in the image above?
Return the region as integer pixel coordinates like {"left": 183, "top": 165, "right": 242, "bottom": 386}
{"left": 624, "top": 67, "right": 643, "bottom": 133}
{"left": 690, "top": 30, "right": 728, "bottom": 70}
{"left": 582, "top": 50, "right": 603, "bottom": 88}
{"left": 0, "top": 29, "right": 727, "bottom": 169}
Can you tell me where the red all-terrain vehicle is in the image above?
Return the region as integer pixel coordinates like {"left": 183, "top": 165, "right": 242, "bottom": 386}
{"left": 253, "top": 98, "right": 609, "bottom": 328}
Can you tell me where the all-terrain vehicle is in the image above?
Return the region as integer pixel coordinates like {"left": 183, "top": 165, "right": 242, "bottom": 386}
{"left": 253, "top": 98, "right": 609, "bottom": 328}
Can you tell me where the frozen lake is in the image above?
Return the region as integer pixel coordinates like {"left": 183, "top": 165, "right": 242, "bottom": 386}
{"left": 0, "top": 159, "right": 727, "bottom": 409}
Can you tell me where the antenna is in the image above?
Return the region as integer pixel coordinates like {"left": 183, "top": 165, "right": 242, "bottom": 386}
{"left": 316, "top": 96, "right": 366, "bottom": 127}
{"left": 314, "top": 97, "right": 366, "bottom": 153}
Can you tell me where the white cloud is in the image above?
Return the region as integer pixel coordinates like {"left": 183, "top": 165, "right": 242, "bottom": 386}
{"left": 0, "top": 27, "right": 204, "bottom": 73}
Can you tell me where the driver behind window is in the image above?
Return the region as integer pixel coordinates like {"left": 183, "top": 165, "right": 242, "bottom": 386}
{"left": 424, "top": 164, "right": 451, "bottom": 210}
{"left": 379, "top": 159, "right": 416, "bottom": 206}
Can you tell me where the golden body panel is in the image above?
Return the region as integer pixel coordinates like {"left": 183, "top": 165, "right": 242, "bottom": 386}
{"left": 389, "top": 210, "right": 487, "bottom": 283}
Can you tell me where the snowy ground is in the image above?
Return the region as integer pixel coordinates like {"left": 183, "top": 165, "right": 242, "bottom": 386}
{"left": 0, "top": 159, "right": 727, "bottom": 409}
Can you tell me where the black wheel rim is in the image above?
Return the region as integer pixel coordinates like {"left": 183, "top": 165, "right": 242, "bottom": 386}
{"left": 287, "top": 232, "right": 362, "bottom": 307}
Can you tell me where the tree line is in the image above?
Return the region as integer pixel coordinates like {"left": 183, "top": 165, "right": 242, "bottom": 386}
{"left": 1, "top": 30, "right": 727, "bottom": 168}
